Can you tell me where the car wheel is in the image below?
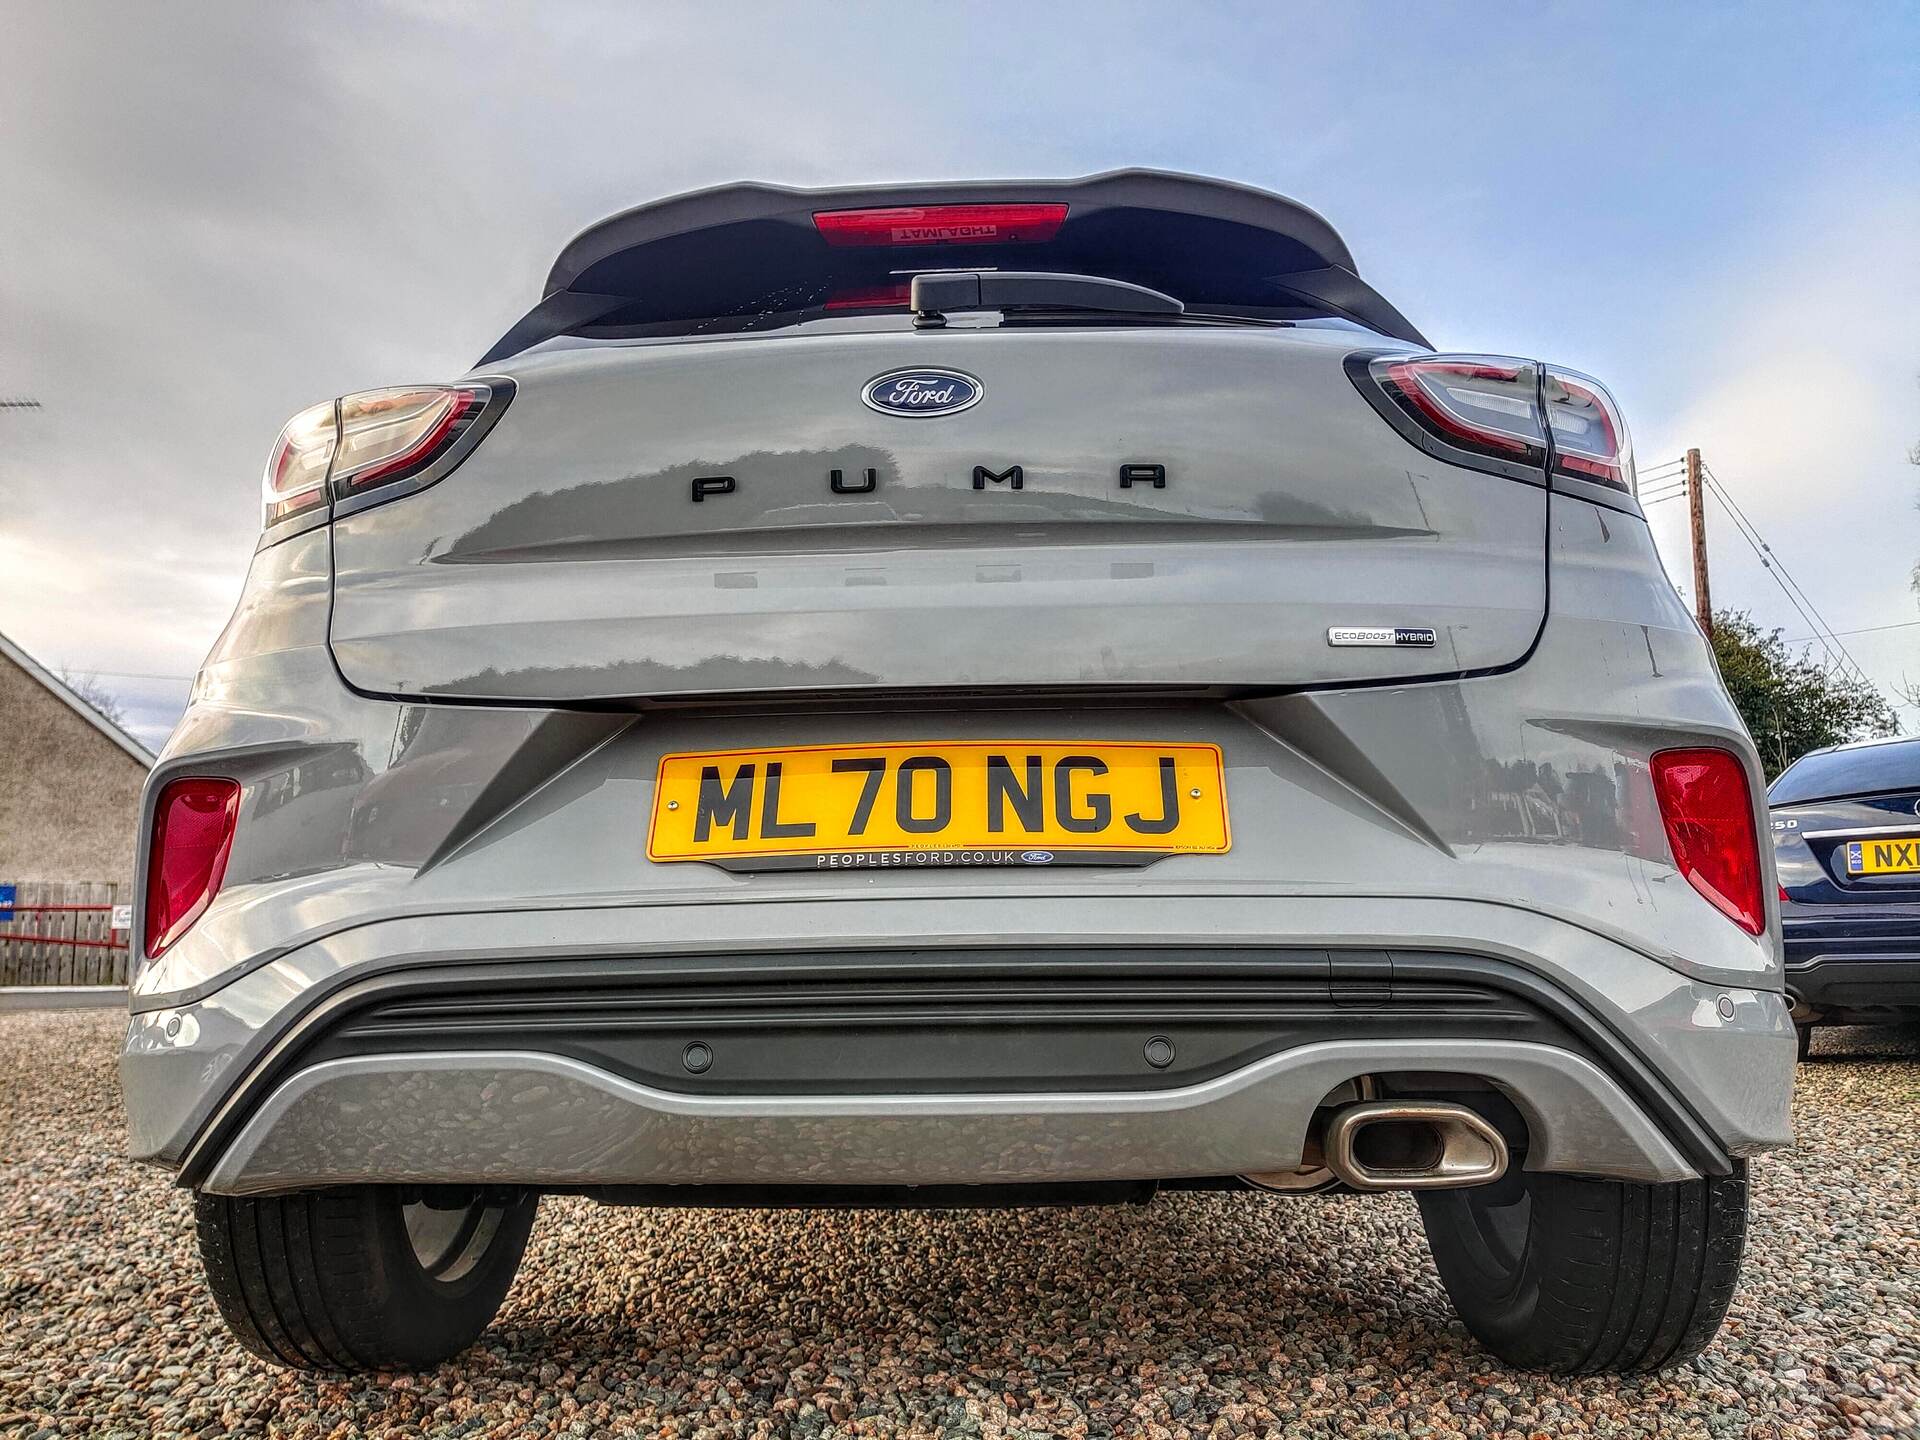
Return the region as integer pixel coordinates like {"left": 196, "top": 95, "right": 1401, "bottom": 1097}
{"left": 1417, "top": 1162, "right": 1747, "bottom": 1374}
{"left": 195, "top": 1186, "right": 537, "bottom": 1371}
{"left": 1796, "top": 1024, "right": 1813, "bottom": 1062}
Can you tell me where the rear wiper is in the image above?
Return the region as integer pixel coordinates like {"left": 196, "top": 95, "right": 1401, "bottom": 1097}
{"left": 909, "top": 271, "right": 1182, "bottom": 330}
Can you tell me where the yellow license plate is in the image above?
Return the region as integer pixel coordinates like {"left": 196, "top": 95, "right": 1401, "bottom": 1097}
{"left": 648, "top": 740, "right": 1229, "bottom": 870}
{"left": 1846, "top": 836, "right": 1920, "bottom": 875}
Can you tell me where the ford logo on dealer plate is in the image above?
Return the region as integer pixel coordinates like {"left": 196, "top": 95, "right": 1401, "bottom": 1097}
{"left": 862, "top": 367, "right": 983, "bottom": 417}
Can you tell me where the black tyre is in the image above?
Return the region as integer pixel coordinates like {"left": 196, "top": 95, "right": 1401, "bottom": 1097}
{"left": 195, "top": 1186, "right": 537, "bottom": 1371}
{"left": 1417, "top": 1162, "right": 1747, "bottom": 1374}
{"left": 1796, "top": 1023, "right": 1813, "bottom": 1062}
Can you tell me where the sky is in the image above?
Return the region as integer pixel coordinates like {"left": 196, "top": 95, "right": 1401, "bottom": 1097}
{"left": 2, "top": 1, "right": 1916, "bottom": 752}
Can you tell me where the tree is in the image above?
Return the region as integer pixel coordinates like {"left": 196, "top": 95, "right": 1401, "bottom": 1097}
{"left": 58, "top": 669, "right": 130, "bottom": 731}
{"left": 1709, "top": 611, "right": 1897, "bottom": 779}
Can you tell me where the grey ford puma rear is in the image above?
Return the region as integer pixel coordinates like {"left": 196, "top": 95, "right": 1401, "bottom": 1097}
{"left": 122, "top": 170, "right": 1791, "bottom": 1374}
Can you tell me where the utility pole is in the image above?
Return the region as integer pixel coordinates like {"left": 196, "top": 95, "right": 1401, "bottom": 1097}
{"left": 1686, "top": 447, "right": 1712, "bottom": 636}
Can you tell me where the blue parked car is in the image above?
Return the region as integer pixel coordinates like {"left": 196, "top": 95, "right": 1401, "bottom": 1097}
{"left": 1770, "top": 735, "right": 1920, "bottom": 1055}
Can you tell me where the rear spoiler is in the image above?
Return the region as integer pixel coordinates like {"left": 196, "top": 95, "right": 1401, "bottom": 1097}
{"left": 478, "top": 169, "right": 1429, "bottom": 365}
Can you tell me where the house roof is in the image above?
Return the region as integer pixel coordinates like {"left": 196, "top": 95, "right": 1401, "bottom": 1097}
{"left": 0, "top": 629, "right": 156, "bottom": 768}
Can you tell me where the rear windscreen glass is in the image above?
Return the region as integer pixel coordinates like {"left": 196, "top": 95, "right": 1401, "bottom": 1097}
{"left": 1769, "top": 740, "right": 1920, "bottom": 805}
{"left": 570, "top": 209, "right": 1333, "bottom": 333}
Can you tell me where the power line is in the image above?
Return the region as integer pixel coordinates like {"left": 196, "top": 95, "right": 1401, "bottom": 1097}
{"left": 1695, "top": 472, "right": 1835, "bottom": 654}
{"left": 1779, "top": 618, "right": 1920, "bottom": 643}
{"left": 51, "top": 666, "right": 194, "bottom": 683}
{"left": 1701, "top": 464, "right": 1873, "bottom": 686}
{"left": 1635, "top": 455, "right": 1686, "bottom": 505}
{"left": 1701, "top": 472, "right": 1849, "bottom": 677}
{"left": 1700, "top": 466, "right": 1882, "bottom": 699}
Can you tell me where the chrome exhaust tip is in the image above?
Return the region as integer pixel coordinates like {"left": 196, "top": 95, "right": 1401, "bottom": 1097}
{"left": 1323, "top": 1101, "right": 1510, "bottom": 1192}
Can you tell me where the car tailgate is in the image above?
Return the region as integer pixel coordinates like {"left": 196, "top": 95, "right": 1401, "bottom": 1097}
{"left": 326, "top": 327, "right": 1546, "bottom": 702}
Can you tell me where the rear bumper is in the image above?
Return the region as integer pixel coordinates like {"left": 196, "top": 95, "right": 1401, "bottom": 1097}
{"left": 1783, "top": 914, "right": 1920, "bottom": 1016}
{"left": 195, "top": 1040, "right": 1695, "bottom": 1196}
{"left": 1786, "top": 956, "right": 1920, "bottom": 1015}
{"left": 122, "top": 902, "right": 1795, "bottom": 1195}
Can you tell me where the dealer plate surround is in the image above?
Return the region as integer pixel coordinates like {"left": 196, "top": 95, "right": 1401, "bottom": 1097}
{"left": 648, "top": 740, "right": 1230, "bottom": 871}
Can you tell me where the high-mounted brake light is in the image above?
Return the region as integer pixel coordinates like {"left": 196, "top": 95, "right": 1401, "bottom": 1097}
{"left": 1651, "top": 748, "right": 1766, "bottom": 936}
{"left": 259, "top": 382, "right": 506, "bottom": 530}
{"left": 1353, "top": 353, "right": 1637, "bottom": 495}
{"left": 144, "top": 777, "right": 241, "bottom": 959}
{"left": 813, "top": 203, "right": 1068, "bottom": 248}
{"left": 823, "top": 283, "right": 913, "bottom": 311}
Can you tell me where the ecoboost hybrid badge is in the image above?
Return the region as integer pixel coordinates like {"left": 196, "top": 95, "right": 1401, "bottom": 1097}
{"left": 1327, "top": 625, "right": 1438, "bottom": 648}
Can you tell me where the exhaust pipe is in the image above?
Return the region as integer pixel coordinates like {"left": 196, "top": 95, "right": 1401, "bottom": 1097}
{"left": 1323, "top": 1101, "right": 1509, "bottom": 1192}
{"left": 1785, "top": 990, "right": 1820, "bottom": 1025}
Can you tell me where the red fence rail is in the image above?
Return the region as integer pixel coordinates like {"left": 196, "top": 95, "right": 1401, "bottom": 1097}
{"left": 0, "top": 883, "right": 132, "bottom": 985}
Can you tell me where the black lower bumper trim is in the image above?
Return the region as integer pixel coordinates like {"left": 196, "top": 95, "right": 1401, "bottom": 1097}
{"left": 1786, "top": 958, "right": 1920, "bottom": 1016}
{"left": 172, "top": 947, "right": 1734, "bottom": 1188}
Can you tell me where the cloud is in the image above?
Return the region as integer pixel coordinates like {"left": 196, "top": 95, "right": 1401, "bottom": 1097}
{"left": 1636, "top": 172, "right": 1920, "bottom": 720}
{"left": 3, "top": 2, "right": 1916, "bottom": 741}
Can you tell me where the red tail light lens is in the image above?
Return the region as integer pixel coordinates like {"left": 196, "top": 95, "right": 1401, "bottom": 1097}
{"left": 332, "top": 384, "right": 487, "bottom": 499}
{"left": 258, "top": 382, "right": 506, "bottom": 530}
{"left": 1368, "top": 354, "right": 1548, "bottom": 470}
{"left": 1544, "top": 367, "right": 1635, "bottom": 492}
{"left": 1355, "top": 354, "right": 1637, "bottom": 495}
{"left": 1651, "top": 749, "right": 1765, "bottom": 936}
{"left": 813, "top": 203, "right": 1068, "bottom": 247}
{"left": 262, "top": 400, "right": 339, "bottom": 525}
{"left": 145, "top": 778, "right": 241, "bottom": 959}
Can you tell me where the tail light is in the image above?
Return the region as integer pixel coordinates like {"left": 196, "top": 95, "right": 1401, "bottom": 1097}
{"left": 1351, "top": 353, "right": 1636, "bottom": 494}
{"left": 145, "top": 777, "right": 241, "bottom": 959}
{"left": 262, "top": 400, "right": 338, "bottom": 525}
{"left": 332, "top": 386, "right": 483, "bottom": 501}
{"left": 1651, "top": 749, "right": 1766, "bottom": 936}
{"left": 1543, "top": 368, "right": 1634, "bottom": 490}
{"left": 814, "top": 203, "right": 1068, "bottom": 247}
{"left": 259, "top": 381, "right": 510, "bottom": 529}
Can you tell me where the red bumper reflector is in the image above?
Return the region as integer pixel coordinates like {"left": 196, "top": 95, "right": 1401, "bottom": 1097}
{"left": 1650, "top": 749, "right": 1765, "bottom": 935}
{"left": 813, "top": 203, "right": 1068, "bottom": 247}
{"left": 145, "top": 778, "right": 241, "bottom": 958}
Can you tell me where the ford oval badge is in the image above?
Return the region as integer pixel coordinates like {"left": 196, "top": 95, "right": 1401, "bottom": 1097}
{"left": 1021, "top": 850, "right": 1055, "bottom": 864}
{"left": 862, "top": 367, "right": 983, "bottom": 418}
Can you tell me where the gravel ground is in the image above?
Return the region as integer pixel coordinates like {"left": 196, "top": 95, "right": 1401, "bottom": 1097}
{"left": 2, "top": 1013, "right": 1915, "bottom": 1439}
